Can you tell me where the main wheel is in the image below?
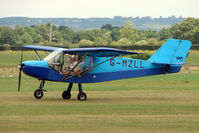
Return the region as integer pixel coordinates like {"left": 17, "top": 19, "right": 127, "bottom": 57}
{"left": 62, "top": 91, "right": 71, "bottom": 99}
{"left": 77, "top": 92, "right": 87, "bottom": 101}
{"left": 34, "top": 89, "right": 43, "bottom": 99}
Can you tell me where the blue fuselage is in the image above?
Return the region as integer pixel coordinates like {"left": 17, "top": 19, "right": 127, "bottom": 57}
{"left": 22, "top": 57, "right": 181, "bottom": 83}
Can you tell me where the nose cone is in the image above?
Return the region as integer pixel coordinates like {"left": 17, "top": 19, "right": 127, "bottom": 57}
{"left": 22, "top": 61, "right": 49, "bottom": 79}
{"left": 18, "top": 63, "right": 24, "bottom": 70}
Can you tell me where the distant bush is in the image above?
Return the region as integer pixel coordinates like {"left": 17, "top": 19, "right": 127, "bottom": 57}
{"left": 94, "top": 37, "right": 108, "bottom": 46}
{"left": 78, "top": 39, "right": 94, "bottom": 46}
{"left": 2, "top": 44, "right": 11, "bottom": 50}
{"left": 130, "top": 53, "right": 151, "bottom": 60}
{"left": 114, "top": 38, "right": 132, "bottom": 46}
{"left": 135, "top": 40, "right": 148, "bottom": 45}
{"left": 146, "top": 38, "right": 160, "bottom": 45}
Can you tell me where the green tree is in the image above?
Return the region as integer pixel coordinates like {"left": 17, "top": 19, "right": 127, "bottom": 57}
{"left": 192, "top": 26, "right": 199, "bottom": 44}
{"left": 94, "top": 37, "right": 108, "bottom": 46}
{"left": 53, "top": 31, "right": 63, "bottom": 43}
{"left": 73, "top": 29, "right": 104, "bottom": 43}
{"left": 0, "top": 26, "right": 16, "bottom": 45}
{"left": 170, "top": 17, "right": 199, "bottom": 43}
{"left": 59, "top": 26, "right": 75, "bottom": 42}
{"left": 159, "top": 28, "right": 172, "bottom": 40}
{"left": 34, "top": 24, "right": 49, "bottom": 42}
{"left": 78, "top": 39, "right": 94, "bottom": 46}
{"left": 120, "top": 21, "right": 138, "bottom": 43}
{"left": 101, "top": 24, "right": 114, "bottom": 31}
{"left": 144, "top": 30, "right": 160, "bottom": 40}
{"left": 23, "top": 26, "right": 38, "bottom": 43}
{"left": 18, "top": 33, "right": 34, "bottom": 44}
{"left": 115, "top": 38, "right": 132, "bottom": 46}
{"left": 102, "top": 31, "right": 112, "bottom": 45}
{"left": 111, "top": 27, "right": 120, "bottom": 41}
{"left": 14, "top": 25, "right": 38, "bottom": 44}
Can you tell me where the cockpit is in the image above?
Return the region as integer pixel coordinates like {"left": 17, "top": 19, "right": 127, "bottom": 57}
{"left": 43, "top": 49, "right": 93, "bottom": 76}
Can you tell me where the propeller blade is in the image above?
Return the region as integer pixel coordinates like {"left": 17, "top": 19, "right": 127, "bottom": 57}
{"left": 18, "top": 69, "right": 22, "bottom": 92}
{"left": 20, "top": 50, "right": 23, "bottom": 64}
{"left": 18, "top": 49, "right": 23, "bottom": 92}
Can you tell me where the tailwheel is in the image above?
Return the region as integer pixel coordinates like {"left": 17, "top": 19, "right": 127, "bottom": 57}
{"left": 62, "top": 91, "right": 71, "bottom": 99}
{"left": 77, "top": 92, "right": 87, "bottom": 101}
{"left": 34, "top": 89, "right": 43, "bottom": 99}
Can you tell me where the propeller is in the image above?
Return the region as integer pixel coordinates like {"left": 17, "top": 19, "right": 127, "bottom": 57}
{"left": 18, "top": 50, "right": 24, "bottom": 92}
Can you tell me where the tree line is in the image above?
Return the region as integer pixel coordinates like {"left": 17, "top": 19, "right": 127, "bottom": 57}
{"left": 0, "top": 17, "right": 198, "bottom": 50}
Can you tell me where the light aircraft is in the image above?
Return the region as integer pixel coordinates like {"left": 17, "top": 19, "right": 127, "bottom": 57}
{"left": 18, "top": 39, "right": 191, "bottom": 101}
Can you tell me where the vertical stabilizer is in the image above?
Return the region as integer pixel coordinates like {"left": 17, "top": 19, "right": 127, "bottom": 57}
{"left": 148, "top": 39, "right": 192, "bottom": 64}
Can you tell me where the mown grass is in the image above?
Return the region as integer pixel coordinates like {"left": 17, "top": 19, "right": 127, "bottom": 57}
{"left": 0, "top": 89, "right": 199, "bottom": 133}
{"left": 0, "top": 50, "right": 199, "bottom": 133}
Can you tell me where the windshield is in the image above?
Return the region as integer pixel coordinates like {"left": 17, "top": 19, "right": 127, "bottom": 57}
{"left": 43, "top": 49, "right": 63, "bottom": 64}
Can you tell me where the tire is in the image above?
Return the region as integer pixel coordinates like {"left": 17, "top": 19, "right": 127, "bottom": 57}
{"left": 62, "top": 91, "right": 71, "bottom": 99}
{"left": 34, "top": 89, "right": 43, "bottom": 99}
{"left": 77, "top": 92, "right": 87, "bottom": 101}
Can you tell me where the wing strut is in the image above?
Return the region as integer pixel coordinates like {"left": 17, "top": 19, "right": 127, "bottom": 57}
{"left": 34, "top": 50, "right": 42, "bottom": 61}
{"left": 62, "top": 56, "right": 117, "bottom": 81}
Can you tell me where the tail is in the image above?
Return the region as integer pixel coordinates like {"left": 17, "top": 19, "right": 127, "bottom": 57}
{"left": 148, "top": 39, "right": 192, "bottom": 65}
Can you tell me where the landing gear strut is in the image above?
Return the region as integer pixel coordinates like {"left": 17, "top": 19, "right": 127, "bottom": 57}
{"left": 77, "top": 83, "right": 87, "bottom": 101}
{"left": 62, "top": 82, "right": 73, "bottom": 99}
{"left": 34, "top": 80, "right": 45, "bottom": 99}
{"left": 62, "top": 83, "right": 87, "bottom": 101}
{"left": 164, "top": 65, "right": 170, "bottom": 75}
{"left": 34, "top": 81, "right": 87, "bottom": 101}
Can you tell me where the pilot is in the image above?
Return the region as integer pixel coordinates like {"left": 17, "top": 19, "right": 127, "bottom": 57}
{"left": 63, "top": 55, "right": 85, "bottom": 76}
{"left": 69, "top": 55, "right": 77, "bottom": 70}
{"left": 70, "top": 55, "right": 86, "bottom": 76}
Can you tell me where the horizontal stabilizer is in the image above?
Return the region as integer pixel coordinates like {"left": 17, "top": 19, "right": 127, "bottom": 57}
{"left": 150, "top": 62, "right": 187, "bottom": 65}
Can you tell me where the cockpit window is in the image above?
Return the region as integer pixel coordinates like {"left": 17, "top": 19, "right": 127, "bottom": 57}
{"left": 43, "top": 49, "right": 63, "bottom": 65}
{"left": 43, "top": 49, "right": 93, "bottom": 75}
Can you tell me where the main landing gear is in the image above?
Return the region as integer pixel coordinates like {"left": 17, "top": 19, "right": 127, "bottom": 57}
{"left": 34, "top": 80, "right": 45, "bottom": 99}
{"left": 77, "top": 83, "right": 87, "bottom": 101}
{"left": 62, "top": 83, "right": 87, "bottom": 101}
{"left": 33, "top": 81, "right": 87, "bottom": 101}
{"left": 62, "top": 82, "right": 73, "bottom": 99}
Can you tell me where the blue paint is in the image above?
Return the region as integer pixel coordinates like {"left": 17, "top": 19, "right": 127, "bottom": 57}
{"left": 21, "top": 57, "right": 181, "bottom": 83}
{"left": 43, "top": 65, "right": 182, "bottom": 83}
{"left": 22, "top": 58, "right": 182, "bottom": 83}
{"left": 23, "top": 61, "right": 49, "bottom": 68}
{"left": 23, "top": 61, "right": 49, "bottom": 79}
{"left": 90, "top": 57, "right": 165, "bottom": 73}
{"left": 148, "top": 39, "right": 192, "bottom": 64}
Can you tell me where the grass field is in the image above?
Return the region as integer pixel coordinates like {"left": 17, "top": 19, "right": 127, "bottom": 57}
{"left": 0, "top": 50, "right": 199, "bottom": 133}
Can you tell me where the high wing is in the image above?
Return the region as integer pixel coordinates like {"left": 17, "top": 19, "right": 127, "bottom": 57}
{"left": 62, "top": 47, "right": 139, "bottom": 56}
{"left": 23, "top": 45, "right": 59, "bottom": 52}
{"left": 23, "top": 45, "right": 140, "bottom": 56}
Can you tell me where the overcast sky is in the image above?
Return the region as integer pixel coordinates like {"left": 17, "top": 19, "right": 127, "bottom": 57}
{"left": 0, "top": 0, "right": 199, "bottom": 18}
